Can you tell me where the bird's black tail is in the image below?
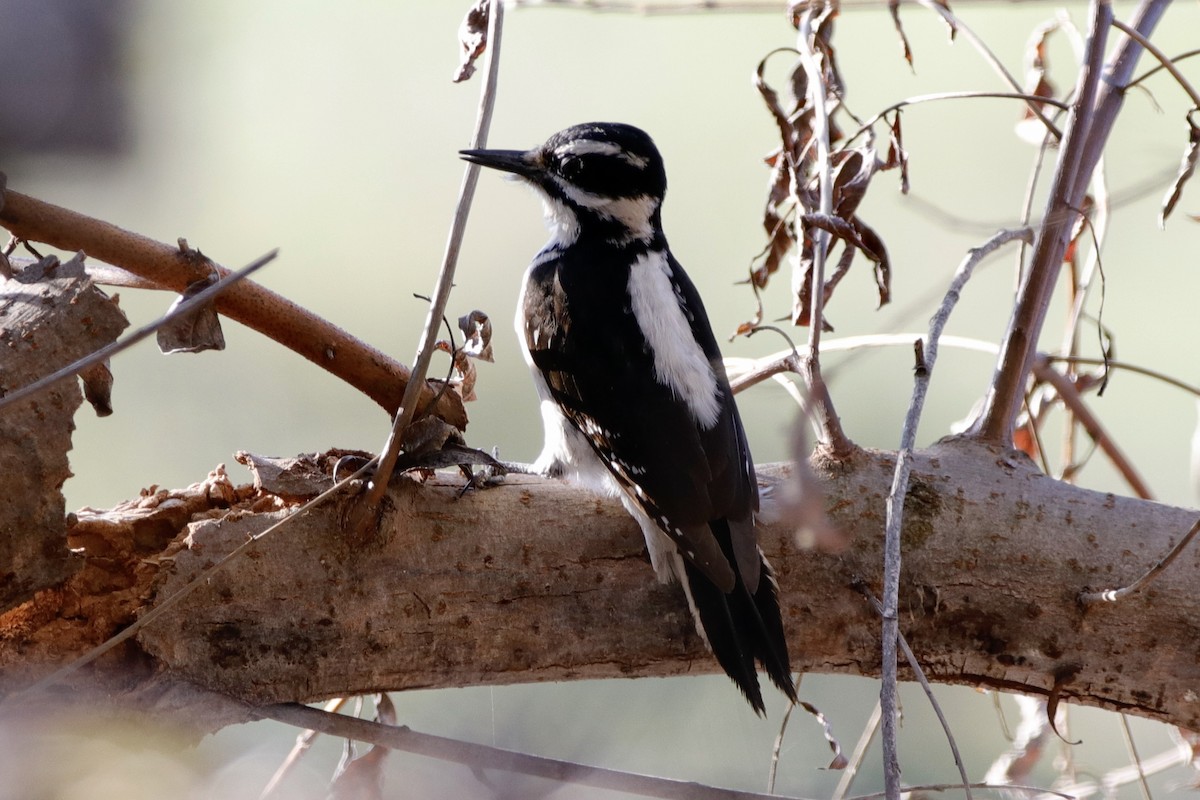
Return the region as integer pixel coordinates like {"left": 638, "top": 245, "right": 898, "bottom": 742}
{"left": 681, "top": 522, "right": 797, "bottom": 715}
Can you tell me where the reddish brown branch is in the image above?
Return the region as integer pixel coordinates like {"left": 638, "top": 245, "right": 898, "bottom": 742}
{"left": 0, "top": 188, "right": 467, "bottom": 429}
{"left": 1031, "top": 358, "right": 1154, "bottom": 500}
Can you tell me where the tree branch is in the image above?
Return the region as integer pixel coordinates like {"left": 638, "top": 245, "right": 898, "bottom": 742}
{"left": 0, "top": 189, "right": 467, "bottom": 428}
{"left": 3, "top": 441, "right": 1199, "bottom": 736}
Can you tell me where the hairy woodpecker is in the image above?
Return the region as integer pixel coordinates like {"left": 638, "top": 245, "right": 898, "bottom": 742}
{"left": 462, "top": 122, "right": 796, "bottom": 713}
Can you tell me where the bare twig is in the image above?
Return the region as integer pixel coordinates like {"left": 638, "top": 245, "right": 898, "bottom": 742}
{"left": 914, "top": 0, "right": 1063, "bottom": 139}
{"left": 860, "top": 589, "right": 973, "bottom": 800}
{"left": 795, "top": 5, "right": 853, "bottom": 457}
{"left": 1080, "top": 517, "right": 1200, "bottom": 605}
{"left": 256, "top": 701, "right": 810, "bottom": 800}
{"left": 844, "top": 91, "right": 1070, "bottom": 149}
{"left": 831, "top": 700, "right": 882, "bottom": 800}
{"left": 767, "top": 696, "right": 798, "bottom": 794}
{"left": 1118, "top": 713, "right": 1154, "bottom": 800}
{"left": 1043, "top": 355, "right": 1200, "bottom": 397}
{"left": 1030, "top": 358, "right": 1154, "bottom": 500}
{"left": 0, "top": 192, "right": 465, "bottom": 428}
{"left": 260, "top": 696, "right": 350, "bottom": 799}
{"left": 880, "top": 227, "right": 1030, "bottom": 800}
{"left": 0, "top": 249, "right": 276, "bottom": 412}
{"left": 1126, "top": 47, "right": 1200, "bottom": 90}
{"left": 1112, "top": 20, "right": 1200, "bottom": 107}
{"left": 362, "top": 0, "right": 505, "bottom": 505}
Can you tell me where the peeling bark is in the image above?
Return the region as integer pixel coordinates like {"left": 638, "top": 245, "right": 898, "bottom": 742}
{"left": 0, "top": 254, "right": 128, "bottom": 609}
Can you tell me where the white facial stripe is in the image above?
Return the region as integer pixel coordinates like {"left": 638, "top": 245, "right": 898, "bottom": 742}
{"left": 555, "top": 139, "right": 622, "bottom": 158}
{"left": 618, "top": 151, "right": 649, "bottom": 169}
{"left": 627, "top": 251, "right": 721, "bottom": 428}
{"left": 539, "top": 196, "right": 580, "bottom": 247}
{"left": 549, "top": 177, "right": 658, "bottom": 242}
{"left": 555, "top": 138, "right": 650, "bottom": 170}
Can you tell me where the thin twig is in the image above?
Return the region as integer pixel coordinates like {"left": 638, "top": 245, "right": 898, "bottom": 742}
{"left": 863, "top": 590, "right": 973, "bottom": 800}
{"left": 1112, "top": 19, "right": 1200, "bottom": 107}
{"left": 879, "top": 227, "right": 1030, "bottom": 800}
{"left": 914, "top": 0, "right": 1063, "bottom": 140}
{"left": 1118, "top": 713, "right": 1154, "bottom": 800}
{"left": 1079, "top": 517, "right": 1200, "bottom": 605}
{"left": 831, "top": 699, "right": 882, "bottom": 800}
{"left": 767, "top": 697, "right": 797, "bottom": 794}
{"left": 726, "top": 333, "right": 1003, "bottom": 395}
{"left": 845, "top": 92, "right": 1069, "bottom": 149}
{"left": 15, "top": 456, "right": 379, "bottom": 696}
{"left": 795, "top": 5, "right": 853, "bottom": 457}
{"left": 0, "top": 249, "right": 277, "bottom": 412}
{"left": 260, "top": 696, "right": 350, "bottom": 799}
{"left": 362, "top": 0, "right": 505, "bottom": 505}
{"left": 256, "top": 702, "right": 812, "bottom": 800}
{"left": 1044, "top": 355, "right": 1200, "bottom": 397}
{"left": 1126, "top": 47, "right": 1200, "bottom": 90}
{"left": 1030, "top": 358, "right": 1154, "bottom": 500}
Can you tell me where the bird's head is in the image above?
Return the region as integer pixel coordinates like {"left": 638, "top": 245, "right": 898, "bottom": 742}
{"left": 462, "top": 122, "right": 668, "bottom": 245}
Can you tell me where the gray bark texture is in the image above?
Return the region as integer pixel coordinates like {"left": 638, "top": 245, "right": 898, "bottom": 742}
{"left": 3, "top": 442, "right": 1198, "bottom": 733}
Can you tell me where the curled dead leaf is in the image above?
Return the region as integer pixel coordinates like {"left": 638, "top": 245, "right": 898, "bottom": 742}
{"left": 458, "top": 309, "right": 493, "bottom": 362}
{"left": 453, "top": 0, "right": 489, "bottom": 83}
{"left": 157, "top": 271, "right": 226, "bottom": 354}
{"left": 1160, "top": 108, "right": 1199, "bottom": 228}
{"left": 79, "top": 360, "right": 114, "bottom": 417}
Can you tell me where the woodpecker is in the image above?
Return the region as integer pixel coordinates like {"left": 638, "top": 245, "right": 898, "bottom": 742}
{"left": 462, "top": 122, "right": 796, "bottom": 714}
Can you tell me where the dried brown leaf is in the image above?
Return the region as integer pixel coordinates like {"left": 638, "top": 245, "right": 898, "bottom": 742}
{"left": 755, "top": 48, "right": 802, "bottom": 154}
{"left": 1160, "top": 109, "right": 1200, "bottom": 228}
{"left": 434, "top": 340, "right": 477, "bottom": 402}
{"left": 885, "top": 112, "right": 910, "bottom": 194}
{"left": 79, "top": 360, "right": 114, "bottom": 417}
{"left": 733, "top": 270, "right": 767, "bottom": 340}
{"left": 829, "top": 147, "right": 880, "bottom": 219}
{"left": 157, "top": 272, "right": 226, "bottom": 354}
{"left": 756, "top": 209, "right": 795, "bottom": 289}
{"left": 1016, "top": 18, "right": 1061, "bottom": 144}
{"left": 797, "top": 700, "right": 849, "bottom": 770}
{"left": 887, "top": 0, "right": 914, "bottom": 68}
{"left": 822, "top": 240, "right": 857, "bottom": 298}
{"left": 457, "top": 309, "right": 494, "bottom": 362}
{"left": 453, "top": 0, "right": 489, "bottom": 84}
{"left": 854, "top": 220, "right": 892, "bottom": 308}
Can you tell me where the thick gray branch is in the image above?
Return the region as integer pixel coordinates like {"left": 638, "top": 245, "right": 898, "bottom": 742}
{"left": 8, "top": 438, "right": 1191, "bottom": 731}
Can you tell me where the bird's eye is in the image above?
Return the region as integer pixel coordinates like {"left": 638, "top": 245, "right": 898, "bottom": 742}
{"left": 558, "top": 155, "right": 584, "bottom": 180}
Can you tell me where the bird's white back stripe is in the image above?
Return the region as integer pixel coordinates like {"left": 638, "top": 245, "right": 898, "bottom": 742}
{"left": 626, "top": 251, "right": 721, "bottom": 428}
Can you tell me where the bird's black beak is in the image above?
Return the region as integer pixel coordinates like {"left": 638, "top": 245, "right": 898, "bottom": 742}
{"left": 460, "top": 148, "right": 538, "bottom": 178}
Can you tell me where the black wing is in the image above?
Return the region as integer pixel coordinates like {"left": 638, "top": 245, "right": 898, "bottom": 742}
{"left": 522, "top": 248, "right": 759, "bottom": 592}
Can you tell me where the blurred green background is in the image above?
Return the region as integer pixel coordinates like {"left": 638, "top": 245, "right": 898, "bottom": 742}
{"left": 3, "top": 0, "right": 1199, "bottom": 797}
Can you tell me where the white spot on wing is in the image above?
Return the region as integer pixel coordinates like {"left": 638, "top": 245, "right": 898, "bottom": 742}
{"left": 627, "top": 251, "right": 721, "bottom": 428}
